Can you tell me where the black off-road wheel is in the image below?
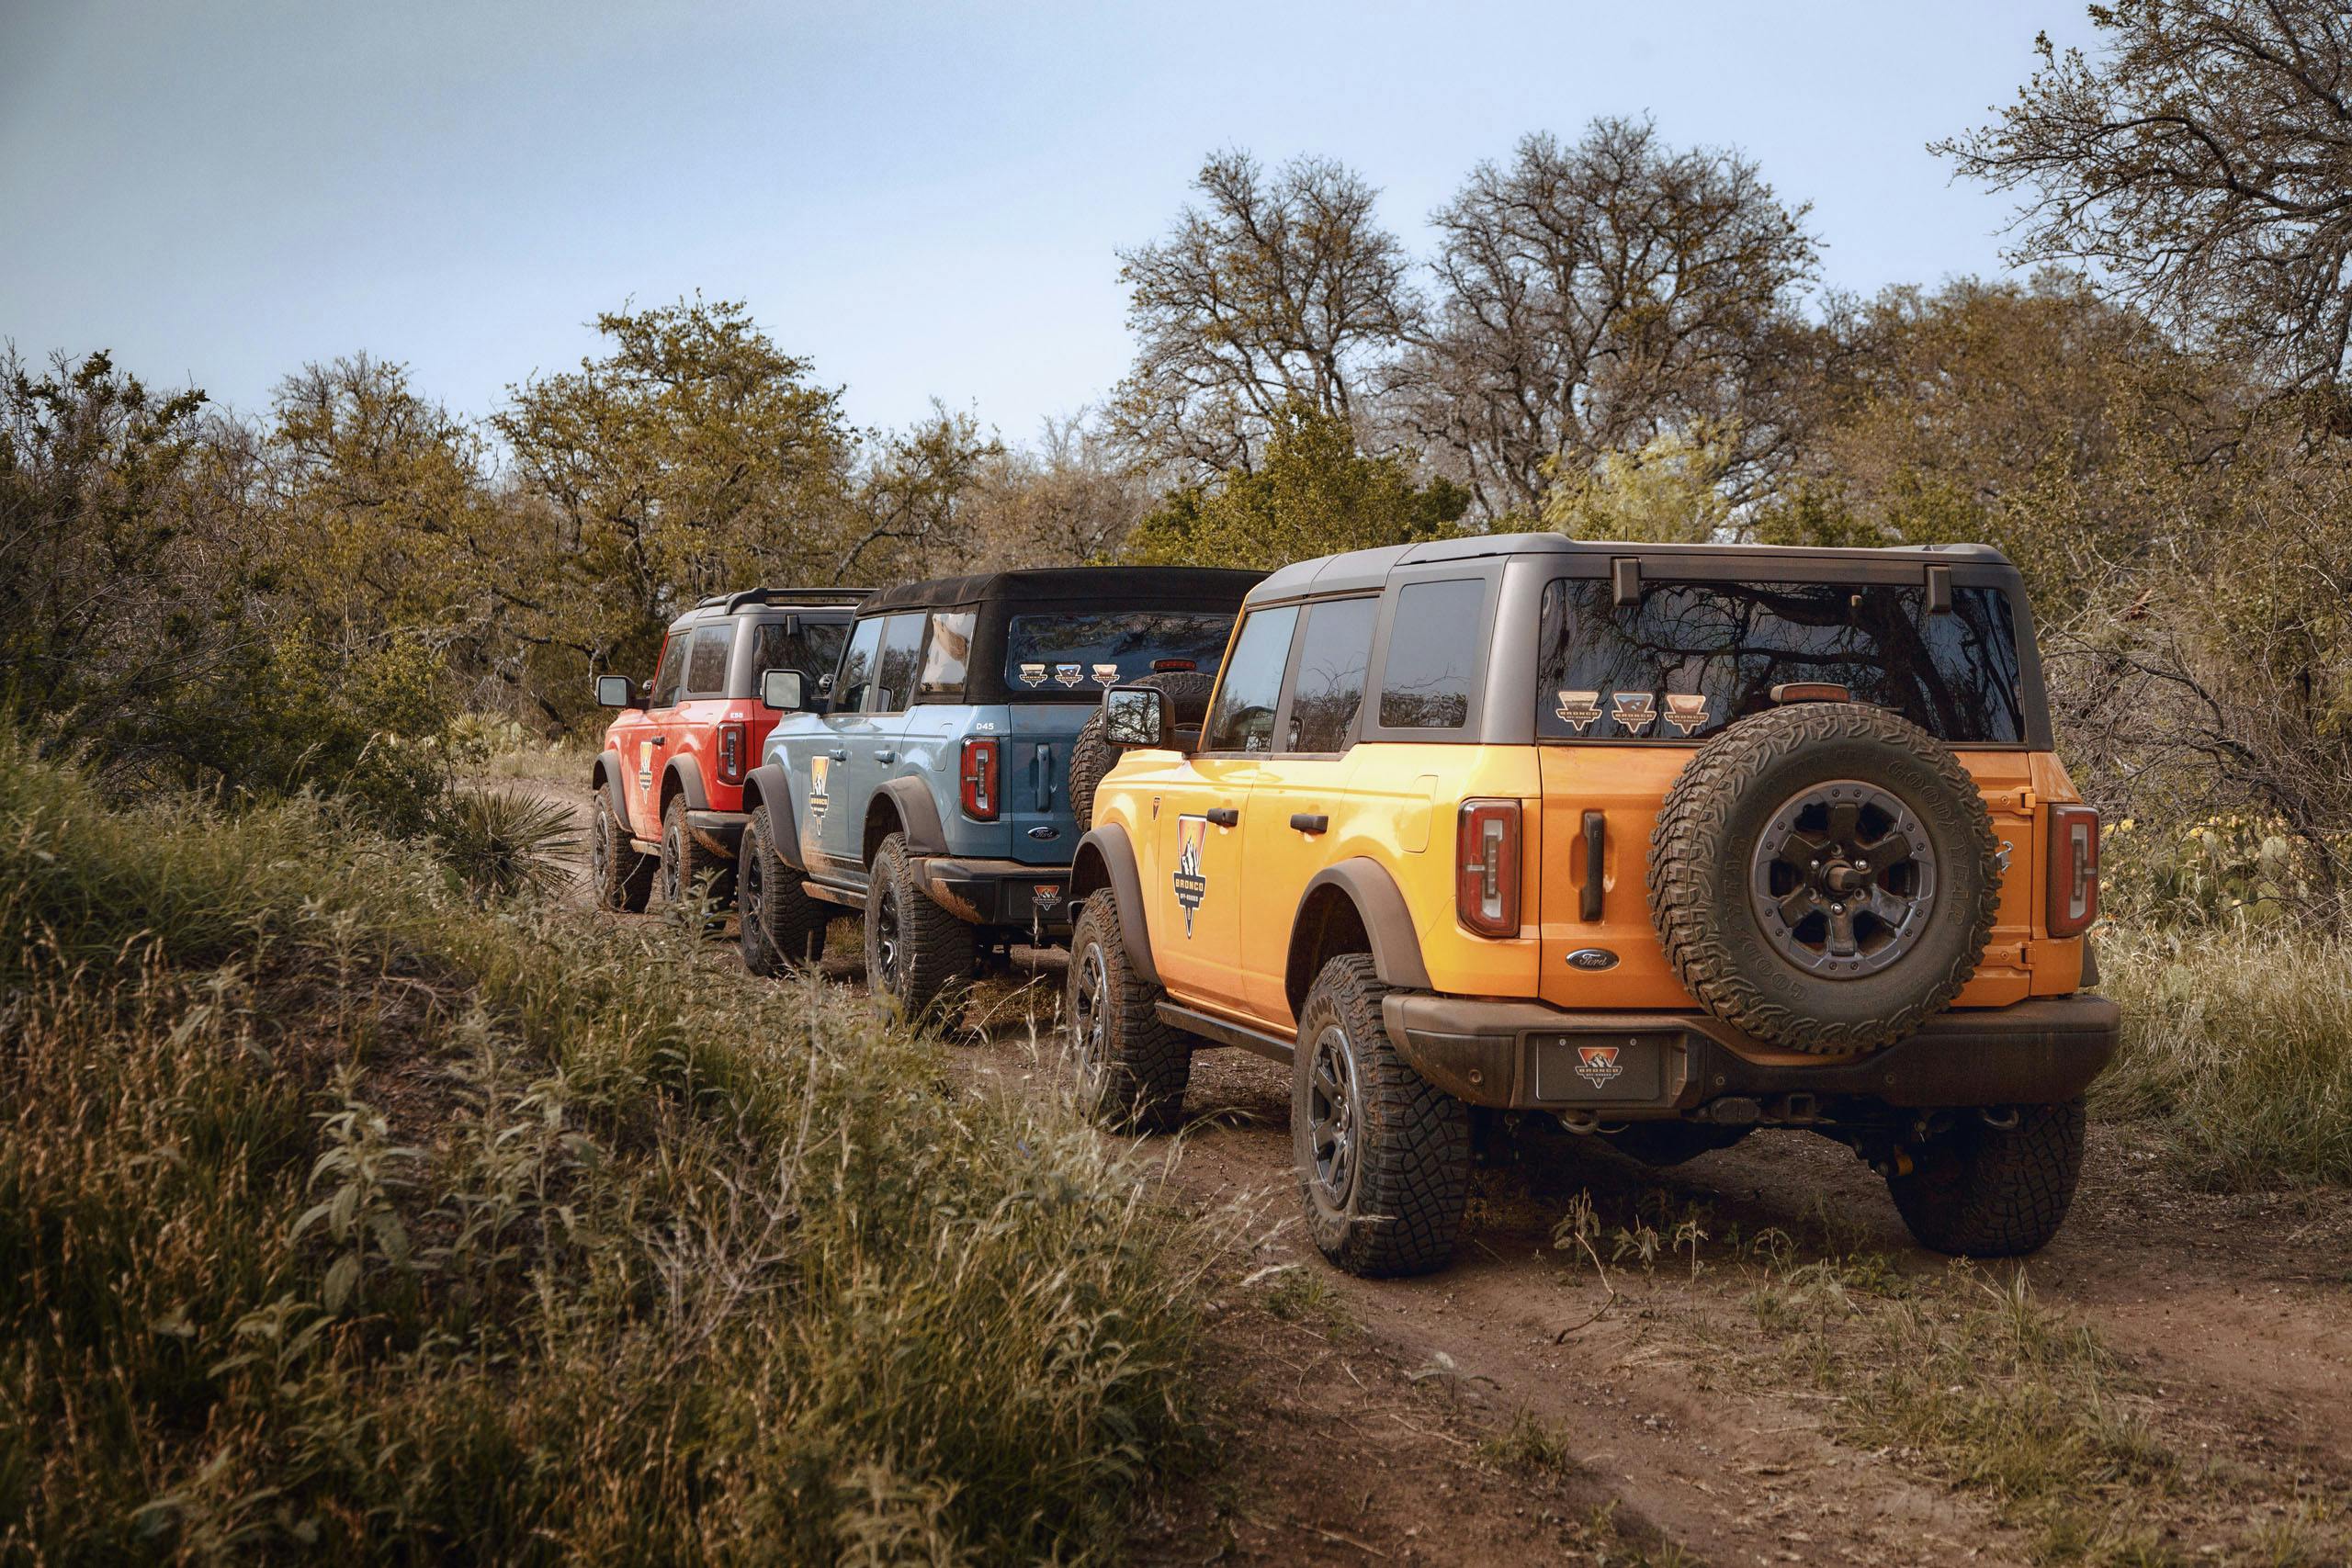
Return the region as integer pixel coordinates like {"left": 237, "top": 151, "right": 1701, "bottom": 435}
{"left": 1068, "top": 891, "right": 1192, "bottom": 1132}
{"left": 661, "top": 795, "right": 736, "bottom": 920}
{"left": 1888, "top": 1099, "right": 2086, "bottom": 1258}
{"left": 1648, "top": 702, "right": 2001, "bottom": 1054}
{"left": 590, "top": 794, "right": 654, "bottom": 913}
{"left": 865, "top": 832, "right": 977, "bottom": 1025}
{"left": 1294, "top": 955, "right": 1471, "bottom": 1278}
{"left": 738, "top": 805, "right": 827, "bottom": 976}
{"left": 1068, "top": 671, "right": 1216, "bottom": 829}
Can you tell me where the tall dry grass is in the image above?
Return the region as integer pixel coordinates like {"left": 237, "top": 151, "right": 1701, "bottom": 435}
{"left": 0, "top": 739, "right": 1201, "bottom": 1562}
{"left": 2097, "top": 924, "right": 2352, "bottom": 1188}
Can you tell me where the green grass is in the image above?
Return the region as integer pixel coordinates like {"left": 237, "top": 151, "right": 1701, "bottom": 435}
{"left": 2098, "top": 924, "right": 2352, "bottom": 1188}
{"left": 0, "top": 739, "right": 1201, "bottom": 1562}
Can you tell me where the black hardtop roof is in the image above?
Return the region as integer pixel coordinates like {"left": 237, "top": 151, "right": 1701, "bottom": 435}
{"left": 860, "top": 565, "right": 1264, "bottom": 615}
{"left": 668, "top": 587, "right": 869, "bottom": 629}
{"left": 1246, "top": 533, "right": 2018, "bottom": 604}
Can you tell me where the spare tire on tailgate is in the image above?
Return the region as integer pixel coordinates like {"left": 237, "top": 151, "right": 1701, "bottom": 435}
{"left": 1067, "top": 670, "right": 1216, "bottom": 829}
{"left": 1647, "top": 701, "right": 2001, "bottom": 1055}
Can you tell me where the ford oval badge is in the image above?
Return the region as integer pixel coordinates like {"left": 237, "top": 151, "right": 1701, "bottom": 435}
{"left": 1565, "top": 947, "right": 1620, "bottom": 972}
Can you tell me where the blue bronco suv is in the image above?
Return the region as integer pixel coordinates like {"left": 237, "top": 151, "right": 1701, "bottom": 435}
{"left": 736, "top": 566, "right": 1261, "bottom": 1017}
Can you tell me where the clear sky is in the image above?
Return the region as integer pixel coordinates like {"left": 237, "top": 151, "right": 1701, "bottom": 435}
{"left": 0, "top": 1, "right": 2100, "bottom": 442}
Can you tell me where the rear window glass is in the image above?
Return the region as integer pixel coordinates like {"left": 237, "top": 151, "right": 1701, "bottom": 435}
{"left": 683, "top": 624, "right": 735, "bottom": 696}
{"left": 752, "top": 618, "right": 848, "bottom": 686}
{"left": 1005, "top": 609, "right": 1236, "bottom": 697}
{"left": 1535, "top": 578, "right": 2026, "bottom": 743}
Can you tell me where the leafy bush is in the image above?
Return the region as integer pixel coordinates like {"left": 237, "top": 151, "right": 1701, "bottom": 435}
{"left": 0, "top": 740, "right": 1200, "bottom": 1562}
{"left": 2101, "top": 814, "right": 2337, "bottom": 929}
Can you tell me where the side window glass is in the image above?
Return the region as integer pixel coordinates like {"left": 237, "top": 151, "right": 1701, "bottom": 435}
{"left": 918, "top": 610, "right": 975, "bottom": 699}
{"left": 1377, "top": 579, "right": 1486, "bottom": 730}
{"left": 650, "top": 633, "right": 689, "bottom": 708}
{"left": 1202, "top": 605, "right": 1300, "bottom": 753}
{"left": 1283, "top": 596, "right": 1378, "bottom": 753}
{"left": 869, "top": 613, "right": 926, "bottom": 714}
{"left": 754, "top": 619, "right": 848, "bottom": 684}
{"left": 683, "top": 624, "right": 735, "bottom": 697}
{"left": 833, "top": 617, "right": 886, "bottom": 715}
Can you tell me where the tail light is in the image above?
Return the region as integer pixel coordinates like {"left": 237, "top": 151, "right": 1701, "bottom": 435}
{"left": 1150, "top": 658, "right": 1196, "bottom": 672}
{"left": 959, "top": 737, "right": 1000, "bottom": 820}
{"left": 2048, "top": 804, "right": 2100, "bottom": 937}
{"left": 1456, "top": 798, "right": 1522, "bottom": 938}
{"left": 717, "top": 721, "right": 747, "bottom": 784}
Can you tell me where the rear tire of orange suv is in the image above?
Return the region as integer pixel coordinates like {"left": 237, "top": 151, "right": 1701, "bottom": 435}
{"left": 591, "top": 796, "right": 654, "bottom": 913}
{"left": 1294, "top": 955, "right": 1469, "bottom": 1278}
{"left": 1887, "top": 1098, "right": 2086, "bottom": 1257}
{"left": 739, "top": 805, "right": 827, "bottom": 976}
{"left": 661, "top": 795, "right": 735, "bottom": 925}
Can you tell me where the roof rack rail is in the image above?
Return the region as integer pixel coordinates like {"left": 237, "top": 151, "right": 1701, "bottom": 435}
{"left": 695, "top": 586, "right": 876, "bottom": 615}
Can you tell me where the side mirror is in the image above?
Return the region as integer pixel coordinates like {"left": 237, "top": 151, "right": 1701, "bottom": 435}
{"left": 595, "top": 674, "right": 637, "bottom": 709}
{"left": 1102, "top": 684, "right": 1172, "bottom": 750}
{"left": 762, "top": 668, "right": 807, "bottom": 711}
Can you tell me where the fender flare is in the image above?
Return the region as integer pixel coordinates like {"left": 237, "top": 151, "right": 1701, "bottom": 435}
{"left": 1070, "top": 823, "right": 1159, "bottom": 987}
{"left": 740, "top": 762, "right": 807, "bottom": 872}
{"left": 874, "top": 775, "right": 949, "bottom": 858}
{"left": 592, "top": 751, "right": 633, "bottom": 832}
{"left": 1292, "top": 858, "right": 1434, "bottom": 1001}
{"left": 662, "top": 755, "right": 710, "bottom": 816}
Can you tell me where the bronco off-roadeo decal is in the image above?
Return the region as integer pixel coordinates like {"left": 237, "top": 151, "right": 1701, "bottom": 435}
{"left": 1663, "top": 693, "right": 1711, "bottom": 735}
{"left": 1611, "top": 693, "right": 1657, "bottom": 734}
{"left": 808, "top": 754, "right": 831, "bottom": 827}
{"left": 1019, "top": 662, "right": 1047, "bottom": 687}
{"left": 1555, "top": 690, "right": 1602, "bottom": 732}
{"left": 1055, "top": 663, "right": 1083, "bottom": 688}
{"left": 1575, "top": 1044, "right": 1624, "bottom": 1088}
{"left": 1091, "top": 662, "right": 1120, "bottom": 686}
{"left": 637, "top": 739, "right": 654, "bottom": 791}
{"left": 1172, "top": 814, "right": 1208, "bottom": 936}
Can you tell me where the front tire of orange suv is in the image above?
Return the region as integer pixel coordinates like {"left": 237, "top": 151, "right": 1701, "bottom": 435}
{"left": 1294, "top": 954, "right": 1470, "bottom": 1279}
{"left": 590, "top": 795, "right": 655, "bottom": 913}
{"left": 1067, "top": 891, "right": 1192, "bottom": 1134}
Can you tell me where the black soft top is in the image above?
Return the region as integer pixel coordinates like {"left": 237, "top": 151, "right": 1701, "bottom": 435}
{"left": 859, "top": 566, "right": 1264, "bottom": 705}
{"left": 859, "top": 566, "right": 1262, "bottom": 615}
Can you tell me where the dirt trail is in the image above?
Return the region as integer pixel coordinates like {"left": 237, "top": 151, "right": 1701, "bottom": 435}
{"left": 513, "top": 767, "right": 2352, "bottom": 1563}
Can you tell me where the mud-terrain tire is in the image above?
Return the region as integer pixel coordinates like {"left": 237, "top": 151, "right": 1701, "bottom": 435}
{"left": 661, "top": 794, "right": 735, "bottom": 918}
{"left": 865, "top": 832, "right": 976, "bottom": 1025}
{"left": 1605, "top": 1122, "right": 1752, "bottom": 1167}
{"left": 1888, "top": 1098, "right": 2085, "bottom": 1257}
{"left": 1648, "top": 703, "right": 2000, "bottom": 1054}
{"left": 1294, "top": 955, "right": 1471, "bottom": 1278}
{"left": 738, "top": 805, "right": 827, "bottom": 976}
{"left": 1068, "top": 671, "right": 1216, "bottom": 829}
{"left": 591, "top": 795, "right": 655, "bottom": 913}
{"left": 1068, "top": 891, "right": 1192, "bottom": 1132}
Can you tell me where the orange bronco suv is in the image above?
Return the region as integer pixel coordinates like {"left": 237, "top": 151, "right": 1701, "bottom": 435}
{"left": 1066, "top": 535, "right": 2113, "bottom": 1277}
{"left": 590, "top": 588, "right": 867, "bottom": 912}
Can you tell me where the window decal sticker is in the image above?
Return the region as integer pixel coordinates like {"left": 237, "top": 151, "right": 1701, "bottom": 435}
{"left": 1173, "top": 815, "right": 1208, "bottom": 935}
{"left": 1611, "top": 693, "right": 1657, "bottom": 734}
{"left": 1554, "top": 690, "right": 1603, "bottom": 732}
{"left": 1054, "top": 662, "right": 1083, "bottom": 688}
{"left": 1019, "top": 662, "right": 1048, "bottom": 688}
{"left": 1091, "top": 661, "right": 1120, "bottom": 686}
{"left": 1664, "top": 693, "right": 1710, "bottom": 735}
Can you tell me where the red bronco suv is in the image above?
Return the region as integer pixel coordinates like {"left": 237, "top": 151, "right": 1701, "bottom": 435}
{"left": 590, "top": 588, "right": 868, "bottom": 911}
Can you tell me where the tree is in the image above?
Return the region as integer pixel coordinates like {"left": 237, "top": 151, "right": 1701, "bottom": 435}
{"left": 1111, "top": 152, "right": 1417, "bottom": 478}
{"left": 1939, "top": 0, "right": 2352, "bottom": 425}
{"left": 1125, "top": 404, "right": 1467, "bottom": 569}
{"left": 1402, "top": 118, "right": 1821, "bottom": 518}
{"left": 493, "top": 298, "right": 859, "bottom": 709}
{"left": 839, "top": 401, "right": 1005, "bottom": 581}
{"left": 1537, "top": 423, "right": 1738, "bottom": 544}
{"left": 950, "top": 413, "right": 1149, "bottom": 570}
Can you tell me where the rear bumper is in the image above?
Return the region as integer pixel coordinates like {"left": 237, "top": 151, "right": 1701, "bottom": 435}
{"left": 1380, "top": 993, "right": 2120, "bottom": 1116}
{"left": 913, "top": 856, "right": 1074, "bottom": 934}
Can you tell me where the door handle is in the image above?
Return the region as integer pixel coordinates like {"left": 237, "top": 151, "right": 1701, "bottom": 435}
{"left": 827, "top": 748, "right": 847, "bottom": 761}
{"left": 1289, "top": 812, "right": 1329, "bottom": 835}
{"left": 1206, "top": 807, "right": 1239, "bottom": 828}
{"left": 648, "top": 736, "right": 666, "bottom": 746}
{"left": 875, "top": 750, "right": 896, "bottom": 764}
{"left": 1581, "top": 810, "right": 1606, "bottom": 922}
